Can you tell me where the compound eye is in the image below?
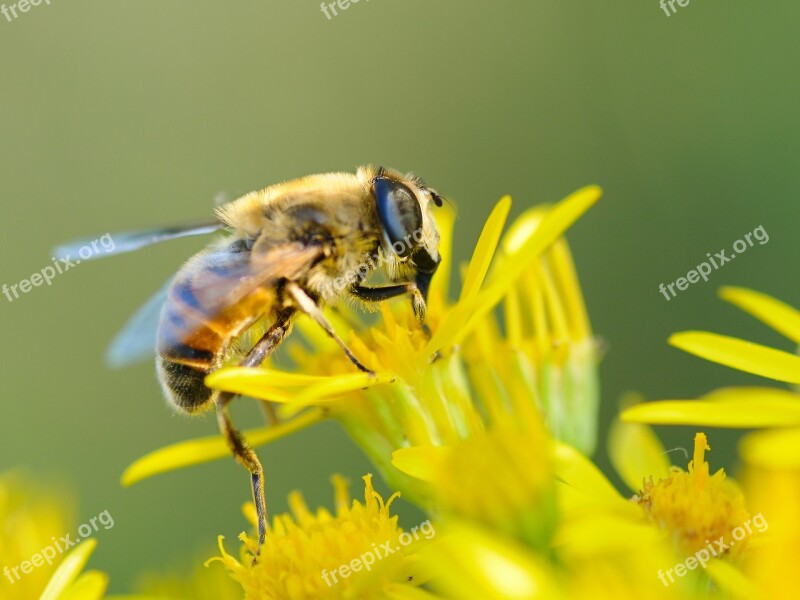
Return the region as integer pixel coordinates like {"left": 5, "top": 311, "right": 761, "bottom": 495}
{"left": 373, "top": 177, "right": 423, "bottom": 257}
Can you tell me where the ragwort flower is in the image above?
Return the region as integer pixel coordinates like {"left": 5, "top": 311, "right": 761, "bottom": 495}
{"left": 622, "top": 286, "right": 800, "bottom": 599}
{"left": 118, "top": 185, "right": 603, "bottom": 596}
{"left": 121, "top": 185, "right": 601, "bottom": 537}
{"left": 208, "top": 474, "right": 435, "bottom": 600}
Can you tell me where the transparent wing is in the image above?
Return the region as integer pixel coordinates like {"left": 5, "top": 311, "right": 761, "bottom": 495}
{"left": 52, "top": 220, "right": 224, "bottom": 262}
{"left": 105, "top": 278, "right": 173, "bottom": 368}
{"left": 154, "top": 241, "right": 327, "bottom": 355}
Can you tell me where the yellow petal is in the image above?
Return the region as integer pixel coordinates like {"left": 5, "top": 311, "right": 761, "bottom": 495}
{"left": 210, "top": 367, "right": 337, "bottom": 386}
{"left": 40, "top": 538, "right": 97, "bottom": 600}
{"left": 500, "top": 205, "right": 545, "bottom": 255}
{"left": 278, "top": 372, "right": 396, "bottom": 417}
{"left": 60, "top": 570, "right": 109, "bottom": 600}
{"left": 103, "top": 597, "right": 165, "bottom": 600}
{"left": 670, "top": 331, "right": 800, "bottom": 384}
{"left": 549, "top": 240, "right": 591, "bottom": 340}
{"left": 428, "top": 201, "right": 457, "bottom": 316}
{"left": 384, "top": 584, "right": 444, "bottom": 600}
{"left": 121, "top": 408, "right": 323, "bottom": 485}
{"left": 205, "top": 368, "right": 329, "bottom": 401}
{"left": 621, "top": 388, "right": 800, "bottom": 427}
{"left": 554, "top": 512, "right": 664, "bottom": 556}
{"left": 551, "top": 441, "right": 625, "bottom": 505}
{"left": 720, "top": 286, "right": 800, "bottom": 345}
{"left": 423, "top": 520, "right": 562, "bottom": 600}
{"left": 705, "top": 558, "right": 760, "bottom": 600}
{"left": 104, "top": 597, "right": 168, "bottom": 600}
{"left": 497, "top": 185, "right": 601, "bottom": 275}
{"left": 208, "top": 368, "right": 395, "bottom": 412}
{"left": 242, "top": 501, "right": 258, "bottom": 528}
{"left": 424, "top": 186, "right": 600, "bottom": 357}
{"left": 740, "top": 427, "right": 800, "bottom": 469}
{"left": 392, "top": 446, "right": 454, "bottom": 482}
{"left": 608, "top": 418, "right": 670, "bottom": 493}
{"left": 703, "top": 386, "right": 800, "bottom": 404}
{"left": 458, "top": 195, "right": 511, "bottom": 302}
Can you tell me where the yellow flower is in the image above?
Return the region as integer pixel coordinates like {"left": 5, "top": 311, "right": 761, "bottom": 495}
{"left": 621, "top": 286, "right": 800, "bottom": 599}
{"left": 634, "top": 432, "right": 749, "bottom": 558}
{"left": 555, "top": 422, "right": 753, "bottom": 598}
{"left": 116, "top": 185, "right": 620, "bottom": 596}
{"left": 118, "top": 187, "right": 601, "bottom": 556}
{"left": 0, "top": 472, "right": 109, "bottom": 600}
{"left": 204, "top": 188, "right": 600, "bottom": 537}
{"left": 119, "top": 186, "right": 600, "bottom": 479}
{"left": 418, "top": 428, "right": 749, "bottom": 600}
{"left": 209, "top": 474, "right": 435, "bottom": 600}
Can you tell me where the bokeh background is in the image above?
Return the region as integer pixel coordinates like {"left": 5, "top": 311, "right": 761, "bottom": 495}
{"left": 1, "top": 1, "right": 798, "bottom": 593}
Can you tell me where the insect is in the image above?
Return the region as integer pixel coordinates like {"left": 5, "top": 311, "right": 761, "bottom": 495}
{"left": 55, "top": 165, "right": 443, "bottom": 548}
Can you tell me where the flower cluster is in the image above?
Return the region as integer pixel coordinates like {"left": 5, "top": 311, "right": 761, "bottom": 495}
{"left": 7, "top": 185, "right": 798, "bottom": 599}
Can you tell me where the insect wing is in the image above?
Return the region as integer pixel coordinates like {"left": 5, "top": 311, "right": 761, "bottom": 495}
{"left": 53, "top": 220, "right": 224, "bottom": 263}
{"left": 159, "top": 242, "right": 325, "bottom": 350}
{"left": 105, "top": 277, "right": 173, "bottom": 368}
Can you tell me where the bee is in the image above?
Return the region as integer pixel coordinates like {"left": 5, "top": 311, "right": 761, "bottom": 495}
{"left": 55, "top": 165, "right": 443, "bottom": 547}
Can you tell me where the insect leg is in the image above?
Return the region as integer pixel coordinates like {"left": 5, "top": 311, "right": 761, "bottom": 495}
{"left": 286, "top": 282, "right": 373, "bottom": 374}
{"left": 239, "top": 308, "right": 295, "bottom": 368}
{"left": 215, "top": 308, "right": 295, "bottom": 552}
{"left": 350, "top": 282, "right": 427, "bottom": 323}
{"left": 349, "top": 282, "right": 414, "bottom": 301}
{"left": 215, "top": 397, "right": 267, "bottom": 552}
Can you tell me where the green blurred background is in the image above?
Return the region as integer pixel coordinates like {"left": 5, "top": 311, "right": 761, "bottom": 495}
{"left": 1, "top": 1, "right": 798, "bottom": 593}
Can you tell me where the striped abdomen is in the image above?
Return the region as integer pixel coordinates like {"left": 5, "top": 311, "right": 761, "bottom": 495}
{"left": 156, "top": 246, "right": 272, "bottom": 413}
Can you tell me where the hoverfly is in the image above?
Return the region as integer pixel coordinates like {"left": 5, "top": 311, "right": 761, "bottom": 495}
{"left": 55, "top": 165, "right": 443, "bottom": 546}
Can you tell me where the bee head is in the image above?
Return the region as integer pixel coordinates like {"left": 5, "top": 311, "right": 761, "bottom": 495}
{"left": 371, "top": 168, "right": 442, "bottom": 303}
